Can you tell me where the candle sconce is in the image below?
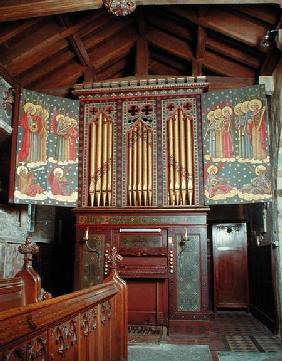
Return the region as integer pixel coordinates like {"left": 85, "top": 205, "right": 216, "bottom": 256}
{"left": 80, "top": 227, "right": 100, "bottom": 259}
{"left": 179, "top": 229, "right": 190, "bottom": 255}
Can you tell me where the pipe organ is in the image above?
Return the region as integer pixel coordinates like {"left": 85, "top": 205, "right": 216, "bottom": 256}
{"left": 167, "top": 108, "right": 194, "bottom": 206}
{"left": 89, "top": 112, "right": 113, "bottom": 207}
{"left": 127, "top": 119, "right": 153, "bottom": 206}
{"left": 74, "top": 77, "right": 210, "bottom": 335}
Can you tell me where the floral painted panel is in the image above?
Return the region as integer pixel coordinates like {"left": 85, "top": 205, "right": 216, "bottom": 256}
{"left": 202, "top": 85, "right": 272, "bottom": 205}
{"left": 0, "top": 76, "right": 13, "bottom": 134}
{"left": 14, "top": 89, "right": 79, "bottom": 206}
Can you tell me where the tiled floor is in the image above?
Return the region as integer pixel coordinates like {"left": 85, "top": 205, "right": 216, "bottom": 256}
{"left": 128, "top": 312, "right": 282, "bottom": 361}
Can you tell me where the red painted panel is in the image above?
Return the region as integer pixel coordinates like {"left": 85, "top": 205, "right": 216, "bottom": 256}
{"left": 127, "top": 279, "right": 167, "bottom": 325}
{"left": 212, "top": 223, "right": 248, "bottom": 309}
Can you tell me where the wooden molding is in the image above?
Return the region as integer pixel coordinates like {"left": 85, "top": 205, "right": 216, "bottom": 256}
{"left": 0, "top": 0, "right": 103, "bottom": 22}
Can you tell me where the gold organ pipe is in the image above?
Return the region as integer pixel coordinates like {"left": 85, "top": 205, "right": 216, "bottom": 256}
{"left": 147, "top": 130, "right": 152, "bottom": 206}
{"left": 142, "top": 126, "right": 148, "bottom": 206}
{"left": 128, "top": 131, "right": 133, "bottom": 206}
{"left": 96, "top": 113, "right": 103, "bottom": 206}
{"left": 89, "top": 121, "right": 97, "bottom": 206}
{"left": 137, "top": 121, "right": 142, "bottom": 206}
{"left": 107, "top": 121, "right": 113, "bottom": 206}
{"left": 168, "top": 117, "right": 174, "bottom": 205}
{"left": 132, "top": 127, "right": 137, "bottom": 206}
{"left": 186, "top": 116, "right": 194, "bottom": 205}
{"left": 102, "top": 118, "right": 108, "bottom": 206}
{"left": 179, "top": 109, "right": 187, "bottom": 205}
{"left": 173, "top": 112, "right": 180, "bottom": 205}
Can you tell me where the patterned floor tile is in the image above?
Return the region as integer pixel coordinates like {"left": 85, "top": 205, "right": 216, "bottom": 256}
{"left": 224, "top": 336, "right": 259, "bottom": 352}
{"left": 128, "top": 312, "right": 282, "bottom": 357}
{"left": 254, "top": 336, "right": 282, "bottom": 352}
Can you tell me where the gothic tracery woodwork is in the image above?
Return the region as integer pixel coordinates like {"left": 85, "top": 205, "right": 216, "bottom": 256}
{"left": 127, "top": 119, "right": 153, "bottom": 206}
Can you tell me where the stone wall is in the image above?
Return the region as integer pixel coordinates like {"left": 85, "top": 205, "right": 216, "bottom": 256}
{"left": 0, "top": 204, "right": 56, "bottom": 278}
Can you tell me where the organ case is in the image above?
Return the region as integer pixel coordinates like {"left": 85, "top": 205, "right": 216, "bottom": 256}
{"left": 73, "top": 77, "right": 209, "bottom": 333}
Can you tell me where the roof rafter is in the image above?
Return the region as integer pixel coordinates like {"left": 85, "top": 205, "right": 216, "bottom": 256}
{"left": 0, "top": 18, "right": 40, "bottom": 45}
{"left": 167, "top": 6, "right": 268, "bottom": 49}
{"left": 203, "top": 50, "right": 256, "bottom": 77}
{"left": 57, "top": 15, "right": 97, "bottom": 81}
{"left": 91, "top": 30, "right": 138, "bottom": 70}
{"left": 146, "top": 29, "right": 193, "bottom": 61}
{"left": 135, "top": 7, "right": 149, "bottom": 76}
{"left": 1, "top": 13, "right": 99, "bottom": 70}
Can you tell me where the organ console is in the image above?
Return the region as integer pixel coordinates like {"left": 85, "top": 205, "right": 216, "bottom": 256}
{"left": 73, "top": 77, "right": 210, "bottom": 335}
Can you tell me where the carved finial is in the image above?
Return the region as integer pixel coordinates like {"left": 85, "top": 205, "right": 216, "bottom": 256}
{"left": 18, "top": 235, "right": 39, "bottom": 259}
{"left": 106, "top": 247, "right": 123, "bottom": 270}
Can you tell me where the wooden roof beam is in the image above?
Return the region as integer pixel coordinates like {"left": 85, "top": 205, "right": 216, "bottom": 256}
{"left": 83, "top": 17, "right": 133, "bottom": 52}
{"left": 0, "top": 19, "right": 40, "bottom": 45}
{"left": 0, "top": 0, "right": 102, "bottom": 22}
{"left": 193, "top": 24, "right": 206, "bottom": 76}
{"left": 168, "top": 6, "right": 268, "bottom": 49}
{"left": 203, "top": 50, "right": 256, "bottom": 77}
{"left": 146, "top": 29, "right": 193, "bottom": 61}
{"left": 5, "top": 14, "right": 111, "bottom": 77}
{"left": 206, "top": 37, "right": 261, "bottom": 69}
{"left": 34, "top": 62, "right": 84, "bottom": 89}
{"left": 150, "top": 59, "right": 182, "bottom": 76}
{"left": 2, "top": 13, "right": 99, "bottom": 69}
{"left": 98, "top": 58, "right": 129, "bottom": 80}
{"left": 9, "top": 38, "right": 70, "bottom": 76}
{"left": 57, "top": 16, "right": 90, "bottom": 67}
{"left": 91, "top": 30, "right": 138, "bottom": 70}
{"left": 135, "top": 7, "right": 149, "bottom": 76}
{"left": 136, "top": 37, "right": 149, "bottom": 76}
{"left": 231, "top": 5, "right": 280, "bottom": 25}
{"left": 151, "top": 52, "right": 187, "bottom": 72}
{"left": 146, "top": 15, "right": 194, "bottom": 41}
{"left": 22, "top": 49, "right": 75, "bottom": 87}
{"left": 57, "top": 15, "right": 97, "bottom": 81}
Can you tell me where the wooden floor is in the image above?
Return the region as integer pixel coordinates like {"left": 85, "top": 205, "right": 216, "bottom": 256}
{"left": 128, "top": 312, "right": 282, "bottom": 361}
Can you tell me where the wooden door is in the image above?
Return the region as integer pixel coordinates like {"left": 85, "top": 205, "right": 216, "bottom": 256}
{"left": 212, "top": 223, "right": 248, "bottom": 310}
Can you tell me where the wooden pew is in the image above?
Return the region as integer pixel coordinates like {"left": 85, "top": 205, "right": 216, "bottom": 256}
{"left": 0, "top": 236, "right": 51, "bottom": 312}
{"left": 0, "top": 277, "right": 25, "bottom": 311}
{"left": 0, "top": 247, "right": 128, "bottom": 361}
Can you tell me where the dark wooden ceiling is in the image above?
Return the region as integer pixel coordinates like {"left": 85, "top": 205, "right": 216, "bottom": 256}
{"left": 0, "top": 3, "right": 281, "bottom": 97}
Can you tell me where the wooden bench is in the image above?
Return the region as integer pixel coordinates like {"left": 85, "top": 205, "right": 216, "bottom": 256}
{"left": 0, "top": 247, "right": 128, "bottom": 361}
{"left": 0, "top": 236, "right": 51, "bottom": 312}
{"left": 0, "top": 277, "right": 25, "bottom": 311}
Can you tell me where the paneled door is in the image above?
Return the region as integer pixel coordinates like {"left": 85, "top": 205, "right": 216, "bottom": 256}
{"left": 212, "top": 223, "right": 249, "bottom": 310}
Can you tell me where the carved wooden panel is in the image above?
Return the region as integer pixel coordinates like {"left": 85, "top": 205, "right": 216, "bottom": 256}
{"left": 0, "top": 277, "right": 127, "bottom": 361}
{"left": 1, "top": 332, "right": 47, "bottom": 361}
{"left": 80, "top": 306, "right": 98, "bottom": 361}
{"left": 49, "top": 317, "right": 78, "bottom": 360}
